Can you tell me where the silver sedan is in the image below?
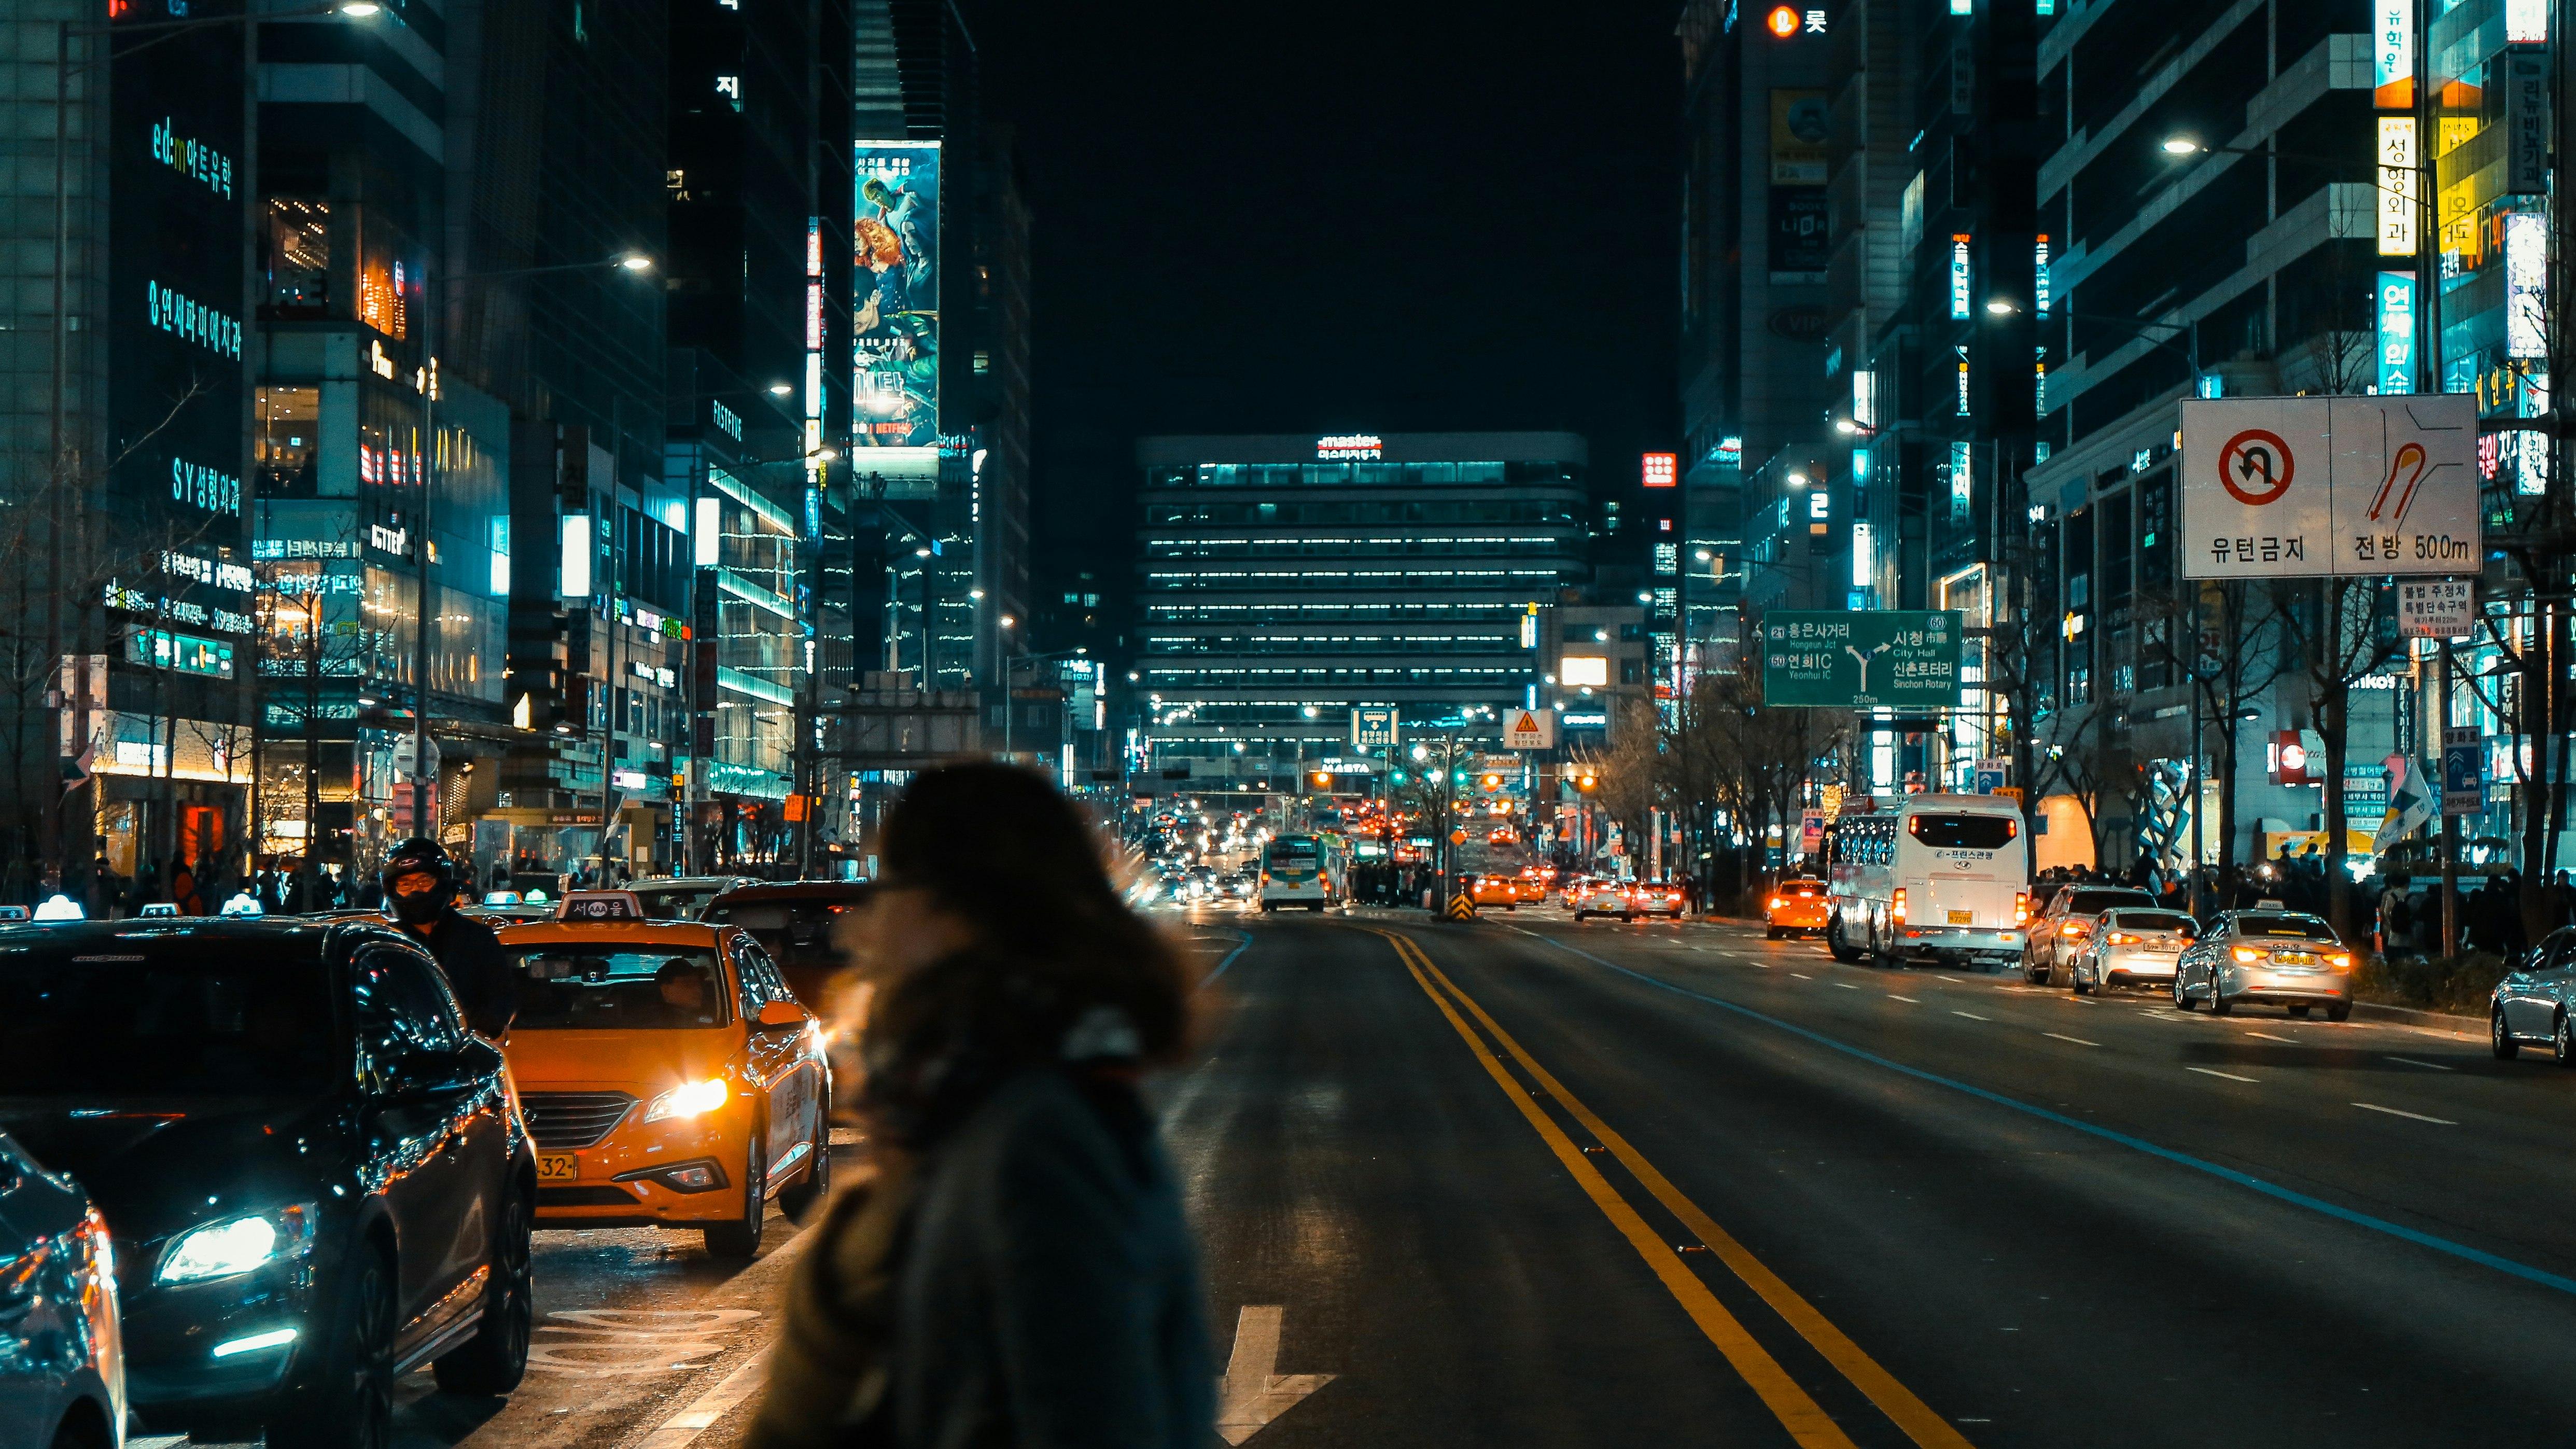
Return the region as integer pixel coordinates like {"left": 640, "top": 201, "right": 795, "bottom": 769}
{"left": 2171, "top": 910, "right": 2356, "bottom": 1020}
{"left": 2068, "top": 908, "right": 2197, "bottom": 994}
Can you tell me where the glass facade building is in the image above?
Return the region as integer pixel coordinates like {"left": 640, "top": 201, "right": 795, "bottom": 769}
{"left": 1134, "top": 433, "right": 1589, "bottom": 779}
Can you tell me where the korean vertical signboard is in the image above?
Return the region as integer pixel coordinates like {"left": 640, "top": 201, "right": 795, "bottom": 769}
{"left": 852, "top": 141, "right": 940, "bottom": 449}
{"left": 2375, "top": 272, "right": 2414, "bottom": 395}
{"left": 111, "top": 6, "right": 248, "bottom": 534}
{"left": 1768, "top": 91, "right": 1828, "bottom": 282}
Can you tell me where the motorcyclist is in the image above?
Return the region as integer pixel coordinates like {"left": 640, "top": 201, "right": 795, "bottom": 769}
{"left": 380, "top": 836, "right": 516, "bottom": 1039}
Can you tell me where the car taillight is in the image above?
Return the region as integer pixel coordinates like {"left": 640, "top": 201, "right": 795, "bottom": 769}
{"left": 1261, "top": 873, "right": 1270, "bottom": 885}
{"left": 2014, "top": 892, "right": 2031, "bottom": 924}
{"left": 2330, "top": 953, "right": 2354, "bottom": 970}
{"left": 2061, "top": 922, "right": 2090, "bottom": 937}
{"left": 1892, "top": 888, "right": 1907, "bottom": 923}
{"left": 2107, "top": 931, "right": 2141, "bottom": 945}
{"left": 2231, "top": 945, "right": 2265, "bottom": 964}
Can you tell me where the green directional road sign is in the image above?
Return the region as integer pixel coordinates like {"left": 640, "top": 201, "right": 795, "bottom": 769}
{"left": 1759, "top": 610, "right": 1965, "bottom": 708}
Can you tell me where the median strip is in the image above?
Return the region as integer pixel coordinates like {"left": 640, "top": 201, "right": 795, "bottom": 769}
{"left": 2354, "top": 1102, "right": 2456, "bottom": 1125}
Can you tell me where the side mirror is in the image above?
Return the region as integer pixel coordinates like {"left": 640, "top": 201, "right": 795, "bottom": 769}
{"left": 374, "top": 1047, "right": 470, "bottom": 1098}
{"left": 755, "top": 1000, "right": 808, "bottom": 1030}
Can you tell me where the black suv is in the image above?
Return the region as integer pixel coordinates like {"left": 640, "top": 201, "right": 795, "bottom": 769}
{"left": 0, "top": 918, "right": 536, "bottom": 1448}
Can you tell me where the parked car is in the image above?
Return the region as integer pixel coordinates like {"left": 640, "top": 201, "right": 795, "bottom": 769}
{"left": 703, "top": 880, "right": 874, "bottom": 1008}
{"left": 2066, "top": 907, "right": 2197, "bottom": 994}
{"left": 2491, "top": 926, "right": 2576, "bottom": 1061}
{"left": 0, "top": 1130, "right": 123, "bottom": 1449}
{"left": 0, "top": 919, "right": 536, "bottom": 1447}
{"left": 2023, "top": 885, "right": 2160, "bottom": 984}
{"left": 2172, "top": 910, "right": 2355, "bottom": 1019}
{"left": 1765, "top": 878, "right": 1829, "bottom": 938}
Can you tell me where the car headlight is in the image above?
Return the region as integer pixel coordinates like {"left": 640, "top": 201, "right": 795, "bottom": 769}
{"left": 156, "top": 1203, "right": 319, "bottom": 1285}
{"left": 642, "top": 1077, "right": 730, "bottom": 1123}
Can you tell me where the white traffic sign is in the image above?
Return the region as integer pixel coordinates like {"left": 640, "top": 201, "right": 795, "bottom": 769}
{"left": 2395, "top": 578, "right": 2474, "bottom": 639}
{"left": 2180, "top": 395, "right": 2478, "bottom": 579}
{"left": 1502, "top": 707, "right": 1556, "bottom": 750}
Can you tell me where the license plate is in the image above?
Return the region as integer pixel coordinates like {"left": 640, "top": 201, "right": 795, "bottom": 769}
{"left": 2273, "top": 951, "right": 2317, "bottom": 965}
{"left": 1948, "top": 910, "right": 1973, "bottom": 925}
{"left": 537, "top": 1152, "right": 579, "bottom": 1182}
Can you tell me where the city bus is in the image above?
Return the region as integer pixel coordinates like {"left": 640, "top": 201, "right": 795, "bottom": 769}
{"left": 1259, "top": 833, "right": 1335, "bottom": 911}
{"left": 1825, "top": 794, "right": 2031, "bottom": 970}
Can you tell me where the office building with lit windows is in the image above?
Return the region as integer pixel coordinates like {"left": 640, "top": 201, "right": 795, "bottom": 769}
{"left": 1133, "top": 433, "right": 1589, "bottom": 787}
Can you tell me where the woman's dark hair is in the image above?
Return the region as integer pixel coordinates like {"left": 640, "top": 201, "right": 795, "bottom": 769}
{"left": 879, "top": 763, "right": 1191, "bottom": 1063}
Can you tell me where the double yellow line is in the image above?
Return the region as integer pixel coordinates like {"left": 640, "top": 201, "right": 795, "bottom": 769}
{"left": 1369, "top": 927, "right": 1975, "bottom": 1449}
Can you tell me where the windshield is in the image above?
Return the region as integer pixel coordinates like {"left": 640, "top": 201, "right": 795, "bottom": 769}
{"left": 630, "top": 884, "right": 729, "bottom": 921}
{"left": 2235, "top": 914, "right": 2340, "bottom": 942}
{"left": 1268, "top": 842, "right": 1318, "bottom": 867}
{"left": 511, "top": 948, "right": 730, "bottom": 1029}
{"left": 2109, "top": 911, "right": 2194, "bottom": 932}
{"left": 1781, "top": 882, "right": 1822, "bottom": 897}
{"left": 703, "top": 899, "right": 860, "bottom": 974}
{"left": 1907, "top": 814, "right": 2019, "bottom": 850}
{"left": 0, "top": 945, "right": 338, "bottom": 1095}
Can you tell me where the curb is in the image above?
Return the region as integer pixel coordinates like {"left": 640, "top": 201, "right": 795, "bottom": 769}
{"left": 2349, "top": 999, "right": 2483, "bottom": 1032}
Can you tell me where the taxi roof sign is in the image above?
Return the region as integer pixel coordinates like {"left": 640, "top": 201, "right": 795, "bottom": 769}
{"left": 555, "top": 890, "right": 648, "bottom": 922}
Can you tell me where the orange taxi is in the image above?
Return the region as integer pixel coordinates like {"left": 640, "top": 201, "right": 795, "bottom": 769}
{"left": 1766, "top": 877, "right": 1829, "bottom": 938}
{"left": 496, "top": 891, "right": 833, "bottom": 1257}
{"left": 1468, "top": 873, "right": 1523, "bottom": 910}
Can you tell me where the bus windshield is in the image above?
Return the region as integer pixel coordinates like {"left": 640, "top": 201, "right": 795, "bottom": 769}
{"left": 1267, "top": 841, "right": 1319, "bottom": 867}
{"left": 1907, "top": 814, "right": 2018, "bottom": 850}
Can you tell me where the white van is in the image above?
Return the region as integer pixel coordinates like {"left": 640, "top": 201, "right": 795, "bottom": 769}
{"left": 1825, "top": 794, "right": 2031, "bottom": 969}
{"left": 1259, "top": 834, "right": 1331, "bottom": 912}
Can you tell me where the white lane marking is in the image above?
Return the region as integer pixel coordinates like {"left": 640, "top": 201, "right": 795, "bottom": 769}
{"left": 2245, "top": 1032, "right": 2297, "bottom": 1043}
{"left": 2353, "top": 1102, "right": 2457, "bottom": 1125}
{"left": 2188, "top": 1067, "right": 2259, "bottom": 1083}
{"left": 2386, "top": 1055, "right": 2456, "bottom": 1071}
{"left": 629, "top": 1350, "right": 771, "bottom": 1449}
{"left": 1790, "top": 972, "right": 1813, "bottom": 980}
{"left": 529, "top": 1309, "right": 763, "bottom": 1378}
{"left": 1936, "top": 976, "right": 1964, "bottom": 983}
{"left": 1889, "top": 994, "right": 1922, "bottom": 1003}
{"left": 2043, "top": 1033, "right": 2101, "bottom": 1047}
{"left": 2068, "top": 997, "right": 2098, "bottom": 1006}
{"left": 1216, "top": 1305, "right": 1336, "bottom": 1445}
{"left": 1833, "top": 982, "right": 1861, "bottom": 991}
{"left": 1953, "top": 1010, "right": 1991, "bottom": 1021}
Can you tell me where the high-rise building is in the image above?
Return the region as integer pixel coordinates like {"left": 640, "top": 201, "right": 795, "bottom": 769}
{"left": 1131, "top": 433, "right": 1590, "bottom": 794}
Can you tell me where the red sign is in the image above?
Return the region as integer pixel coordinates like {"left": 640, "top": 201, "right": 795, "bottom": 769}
{"left": 1642, "top": 452, "right": 1677, "bottom": 488}
{"left": 1765, "top": 4, "right": 1800, "bottom": 36}
{"left": 2218, "top": 428, "right": 2295, "bottom": 506}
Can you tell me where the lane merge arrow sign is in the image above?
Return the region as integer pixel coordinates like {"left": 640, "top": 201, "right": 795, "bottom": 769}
{"left": 1215, "top": 1305, "right": 1335, "bottom": 1444}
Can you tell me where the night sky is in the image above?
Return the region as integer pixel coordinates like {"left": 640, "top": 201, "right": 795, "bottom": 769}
{"left": 972, "top": 2, "right": 1684, "bottom": 638}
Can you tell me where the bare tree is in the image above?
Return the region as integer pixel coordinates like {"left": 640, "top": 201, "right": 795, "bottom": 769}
{"left": 2277, "top": 576, "right": 2404, "bottom": 941}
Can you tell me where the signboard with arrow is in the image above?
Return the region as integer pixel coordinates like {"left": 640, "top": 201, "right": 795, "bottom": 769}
{"left": 1759, "top": 611, "right": 1963, "bottom": 708}
{"left": 2179, "top": 395, "right": 2477, "bottom": 579}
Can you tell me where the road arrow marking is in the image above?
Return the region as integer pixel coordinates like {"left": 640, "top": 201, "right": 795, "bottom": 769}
{"left": 1215, "top": 1305, "right": 1334, "bottom": 1444}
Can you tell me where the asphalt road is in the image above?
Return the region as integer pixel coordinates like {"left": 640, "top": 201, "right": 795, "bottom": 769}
{"left": 181, "top": 906, "right": 2576, "bottom": 1449}
{"left": 1165, "top": 904, "right": 2576, "bottom": 1447}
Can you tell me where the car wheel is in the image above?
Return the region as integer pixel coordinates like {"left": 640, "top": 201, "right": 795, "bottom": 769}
{"left": 2070, "top": 965, "right": 2092, "bottom": 995}
{"left": 703, "top": 1135, "right": 768, "bottom": 1259}
{"left": 2325, "top": 1000, "right": 2351, "bottom": 1023}
{"left": 1828, "top": 914, "right": 1863, "bottom": 963}
{"left": 2174, "top": 974, "right": 2197, "bottom": 1011}
{"left": 1766, "top": 926, "right": 1782, "bottom": 939}
{"left": 269, "top": 1246, "right": 396, "bottom": 1449}
{"left": 776, "top": 1092, "right": 833, "bottom": 1223}
{"left": 2555, "top": 1012, "right": 2576, "bottom": 1067}
{"left": 2209, "top": 984, "right": 2233, "bottom": 1016}
{"left": 2494, "top": 1008, "right": 2521, "bottom": 1059}
{"left": 2023, "top": 950, "right": 2048, "bottom": 986}
{"left": 432, "top": 1182, "right": 533, "bottom": 1395}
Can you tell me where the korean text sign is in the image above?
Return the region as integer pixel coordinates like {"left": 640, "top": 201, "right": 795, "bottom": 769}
{"left": 2178, "top": 395, "right": 2479, "bottom": 579}
{"left": 1760, "top": 611, "right": 1963, "bottom": 708}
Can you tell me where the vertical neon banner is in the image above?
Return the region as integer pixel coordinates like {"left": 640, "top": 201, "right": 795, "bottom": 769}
{"left": 2376, "top": 271, "right": 2415, "bottom": 395}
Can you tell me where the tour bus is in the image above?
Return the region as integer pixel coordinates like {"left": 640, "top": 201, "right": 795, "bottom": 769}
{"left": 1824, "top": 793, "right": 2031, "bottom": 969}
{"left": 1259, "top": 833, "right": 1335, "bottom": 911}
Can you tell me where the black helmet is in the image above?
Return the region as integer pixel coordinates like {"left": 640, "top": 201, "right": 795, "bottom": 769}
{"left": 380, "top": 837, "right": 456, "bottom": 925}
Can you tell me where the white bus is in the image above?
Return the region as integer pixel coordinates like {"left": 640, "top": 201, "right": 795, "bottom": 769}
{"left": 1259, "top": 834, "right": 1333, "bottom": 912}
{"left": 1824, "top": 794, "right": 2031, "bottom": 970}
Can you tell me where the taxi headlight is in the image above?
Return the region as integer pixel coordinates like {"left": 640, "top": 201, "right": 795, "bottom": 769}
{"left": 156, "top": 1203, "right": 318, "bottom": 1285}
{"left": 643, "top": 1077, "right": 730, "bottom": 1123}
